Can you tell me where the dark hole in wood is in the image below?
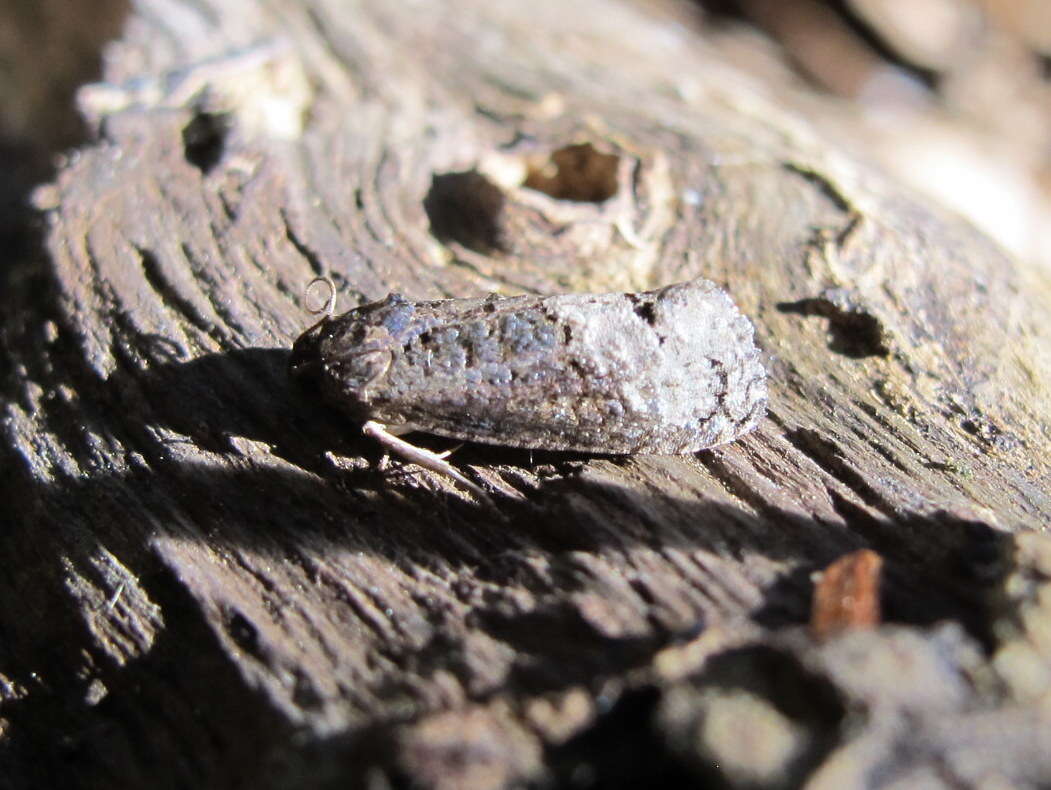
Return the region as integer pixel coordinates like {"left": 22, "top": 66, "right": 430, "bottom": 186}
{"left": 225, "top": 609, "right": 261, "bottom": 657}
{"left": 182, "top": 112, "right": 228, "bottom": 174}
{"left": 424, "top": 170, "right": 507, "bottom": 253}
{"left": 778, "top": 297, "right": 889, "bottom": 358}
{"left": 523, "top": 142, "right": 620, "bottom": 203}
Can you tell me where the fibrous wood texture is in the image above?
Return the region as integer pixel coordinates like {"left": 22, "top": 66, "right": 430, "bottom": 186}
{"left": 2, "top": 1, "right": 1051, "bottom": 788}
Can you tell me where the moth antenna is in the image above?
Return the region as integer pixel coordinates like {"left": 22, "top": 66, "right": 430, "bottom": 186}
{"left": 305, "top": 276, "right": 337, "bottom": 318}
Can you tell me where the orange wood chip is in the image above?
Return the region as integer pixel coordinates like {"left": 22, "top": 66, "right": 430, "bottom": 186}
{"left": 810, "top": 549, "right": 883, "bottom": 639}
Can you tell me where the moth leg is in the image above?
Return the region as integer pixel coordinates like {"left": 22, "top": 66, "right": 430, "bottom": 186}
{"left": 373, "top": 423, "right": 460, "bottom": 461}
{"left": 372, "top": 423, "right": 410, "bottom": 473}
{"left": 376, "top": 442, "right": 458, "bottom": 472}
{"left": 434, "top": 444, "right": 463, "bottom": 460}
{"left": 361, "top": 420, "right": 492, "bottom": 504}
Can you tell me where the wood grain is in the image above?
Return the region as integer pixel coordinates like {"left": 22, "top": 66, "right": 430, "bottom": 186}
{"left": 2, "top": 1, "right": 1050, "bottom": 787}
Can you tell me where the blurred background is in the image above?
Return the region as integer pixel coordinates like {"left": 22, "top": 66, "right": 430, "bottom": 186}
{"left": 2, "top": 0, "right": 1050, "bottom": 271}
{"left": 699, "top": 0, "right": 1051, "bottom": 274}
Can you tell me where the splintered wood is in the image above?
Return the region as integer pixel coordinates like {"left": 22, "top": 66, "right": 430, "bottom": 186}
{"left": 811, "top": 549, "right": 884, "bottom": 640}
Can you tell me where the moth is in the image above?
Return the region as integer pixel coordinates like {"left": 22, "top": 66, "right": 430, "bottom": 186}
{"left": 290, "top": 279, "right": 766, "bottom": 500}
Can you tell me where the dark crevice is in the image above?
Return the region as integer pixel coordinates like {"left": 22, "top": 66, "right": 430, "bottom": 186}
{"left": 475, "top": 603, "right": 660, "bottom": 693}
{"left": 782, "top": 162, "right": 855, "bottom": 216}
{"left": 281, "top": 211, "right": 325, "bottom": 277}
{"left": 778, "top": 295, "right": 889, "bottom": 358}
{"left": 178, "top": 243, "right": 250, "bottom": 342}
{"left": 223, "top": 608, "right": 263, "bottom": 659}
{"left": 135, "top": 245, "right": 224, "bottom": 344}
{"left": 181, "top": 112, "right": 228, "bottom": 175}
{"left": 217, "top": 190, "right": 239, "bottom": 223}
{"left": 784, "top": 428, "right": 886, "bottom": 511}
{"left": 699, "top": 452, "right": 855, "bottom": 563}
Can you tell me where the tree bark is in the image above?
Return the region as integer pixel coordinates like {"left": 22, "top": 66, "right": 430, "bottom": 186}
{"left": 2, "top": 1, "right": 1050, "bottom": 788}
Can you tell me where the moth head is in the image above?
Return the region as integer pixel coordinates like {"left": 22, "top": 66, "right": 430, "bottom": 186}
{"left": 289, "top": 293, "right": 414, "bottom": 417}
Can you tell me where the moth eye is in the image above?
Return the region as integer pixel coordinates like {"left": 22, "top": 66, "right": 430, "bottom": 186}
{"left": 346, "top": 325, "right": 369, "bottom": 344}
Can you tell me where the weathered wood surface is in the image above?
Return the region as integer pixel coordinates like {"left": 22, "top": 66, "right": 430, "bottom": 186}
{"left": 2, "top": 1, "right": 1051, "bottom": 787}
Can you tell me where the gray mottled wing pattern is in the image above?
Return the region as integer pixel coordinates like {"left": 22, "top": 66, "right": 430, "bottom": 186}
{"left": 290, "top": 280, "right": 766, "bottom": 454}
